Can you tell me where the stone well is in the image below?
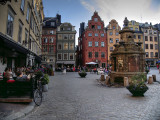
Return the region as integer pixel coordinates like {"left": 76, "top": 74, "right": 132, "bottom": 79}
{"left": 110, "top": 17, "right": 146, "bottom": 85}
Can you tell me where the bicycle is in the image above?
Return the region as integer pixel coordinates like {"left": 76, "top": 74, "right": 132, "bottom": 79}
{"left": 33, "top": 77, "right": 43, "bottom": 106}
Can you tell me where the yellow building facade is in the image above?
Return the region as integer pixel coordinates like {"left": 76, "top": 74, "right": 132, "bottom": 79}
{"left": 0, "top": 0, "right": 44, "bottom": 72}
{"left": 107, "top": 19, "right": 121, "bottom": 64}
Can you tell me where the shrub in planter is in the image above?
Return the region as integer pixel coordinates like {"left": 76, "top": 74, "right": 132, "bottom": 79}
{"left": 126, "top": 73, "right": 148, "bottom": 96}
{"left": 41, "top": 74, "right": 49, "bottom": 92}
{"left": 78, "top": 71, "right": 87, "bottom": 78}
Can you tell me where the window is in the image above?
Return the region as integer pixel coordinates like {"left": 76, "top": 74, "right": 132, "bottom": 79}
{"left": 134, "top": 35, "right": 136, "bottom": 39}
{"left": 154, "top": 37, "right": 157, "bottom": 42}
{"left": 113, "top": 26, "right": 115, "bottom": 29}
{"left": 130, "top": 27, "right": 133, "bottom": 30}
{"left": 92, "top": 25, "right": 95, "bottom": 29}
{"left": 145, "top": 44, "right": 148, "bottom": 49}
{"left": 51, "top": 22, "right": 55, "bottom": 26}
{"left": 109, "top": 32, "right": 113, "bottom": 35}
{"left": 58, "top": 44, "right": 62, "bottom": 50}
{"left": 95, "top": 33, "right": 98, "bottom": 37}
{"left": 69, "top": 34, "right": 74, "bottom": 40}
{"left": 146, "top": 52, "right": 149, "bottom": 57}
{"left": 150, "top": 37, "right": 153, "bottom": 41}
{"left": 58, "top": 34, "right": 62, "bottom": 39}
{"left": 155, "top": 44, "right": 158, "bottom": 50}
{"left": 116, "top": 32, "right": 119, "bottom": 36}
{"left": 95, "top": 42, "right": 98, "bottom": 47}
{"left": 18, "top": 21, "right": 23, "bottom": 43}
{"left": 150, "top": 52, "right": 154, "bottom": 58}
{"left": 7, "top": 13, "right": 14, "bottom": 37}
{"left": 116, "top": 39, "right": 119, "bottom": 43}
{"left": 24, "top": 29, "right": 28, "bottom": 46}
{"left": 50, "top": 30, "right": 54, "bottom": 34}
{"left": 150, "top": 44, "right": 153, "bottom": 49}
{"left": 101, "top": 42, "right": 104, "bottom": 47}
{"left": 101, "top": 33, "right": 104, "bottom": 37}
{"left": 69, "top": 53, "right": 74, "bottom": 60}
{"left": 26, "top": 6, "right": 30, "bottom": 21}
{"left": 94, "top": 18, "right": 98, "bottom": 22}
{"left": 69, "top": 43, "right": 74, "bottom": 50}
{"left": 43, "top": 46, "right": 47, "bottom": 52}
{"left": 101, "top": 52, "right": 105, "bottom": 58}
{"left": 44, "top": 38, "right": 47, "bottom": 43}
{"left": 30, "top": 14, "right": 33, "bottom": 29}
{"left": 88, "top": 42, "right": 92, "bottom": 47}
{"left": 67, "top": 27, "right": 71, "bottom": 31}
{"left": 88, "top": 33, "right": 92, "bottom": 36}
{"left": 97, "top": 26, "right": 101, "bottom": 29}
{"left": 88, "top": 52, "right": 92, "bottom": 58}
{"left": 138, "top": 35, "right": 141, "bottom": 39}
{"left": 110, "top": 47, "right": 113, "bottom": 52}
{"left": 58, "top": 54, "right": 62, "bottom": 60}
{"left": 145, "top": 29, "right": 148, "bottom": 33}
{"left": 110, "top": 38, "right": 113, "bottom": 43}
{"left": 102, "top": 63, "right": 106, "bottom": 68}
{"left": 145, "top": 36, "right": 148, "bottom": 41}
{"left": 63, "top": 43, "right": 68, "bottom": 50}
{"left": 154, "top": 31, "right": 157, "bottom": 34}
{"left": 20, "top": 0, "right": 25, "bottom": 11}
{"left": 95, "top": 52, "right": 98, "bottom": 58}
{"left": 50, "top": 38, "right": 54, "bottom": 43}
{"left": 132, "top": 21, "right": 135, "bottom": 25}
{"left": 63, "top": 54, "right": 68, "bottom": 60}
{"left": 149, "top": 30, "right": 152, "bottom": 34}
{"left": 155, "top": 52, "right": 158, "bottom": 57}
{"left": 50, "top": 59, "right": 53, "bottom": 62}
{"left": 49, "top": 46, "right": 53, "bottom": 52}
{"left": 135, "top": 28, "right": 138, "bottom": 31}
{"left": 63, "top": 34, "right": 68, "bottom": 40}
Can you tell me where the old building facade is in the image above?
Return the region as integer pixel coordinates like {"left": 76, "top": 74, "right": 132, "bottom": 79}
{"left": 0, "top": 0, "right": 44, "bottom": 72}
{"left": 78, "top": 11, "right": 108, "bottom": 68}
{"left": 140, "top": 22, "right": 158, "bottom": 66}
{"left": 56, "top": 22, "right": 76, "bottom": 68}
{"left": 106, "top": 19, "right": 121, "bottom": 64}
{"left": 41, "top": 14, "right": 61, "bottom": 69}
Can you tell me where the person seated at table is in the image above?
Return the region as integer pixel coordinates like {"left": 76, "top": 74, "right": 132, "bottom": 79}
{"left": 16, "top": 70, "right": 31, "bottom": 82}
{"left": 3, "top": 67, "right": 15, "bottom": 83}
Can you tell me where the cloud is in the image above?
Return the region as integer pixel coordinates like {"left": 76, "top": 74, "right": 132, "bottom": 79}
{"left": 80, "top": 0, "right": 160, "bottom": 27}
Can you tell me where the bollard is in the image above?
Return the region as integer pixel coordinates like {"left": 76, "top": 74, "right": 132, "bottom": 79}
{"left": 124, "top": 77, "right": 129, "bottom": 87}
{"left": 101, "top": 74, "right": 105, "bottom": 81}
{"left": 148, "top": 76, "right": 153, "bottom": 84}
{"left": 152, "top": 75, "right": 156, "bottom": 82}
{"left": 105, "top": 76, "right": 110, "bottom": 85}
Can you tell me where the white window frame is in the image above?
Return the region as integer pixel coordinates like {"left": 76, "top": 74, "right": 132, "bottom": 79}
{"left": 69, "top": 53, "right": 74, "bottom": 60}
{"left": 101, "top": 42, "right": 104, "bottom": 47}
{"left": 95, "top": 42, "right": 98, "bottom": 47}
{"left": 88, "top": 42, "right": 92, "bottom": 47}
{"left": 63, "top": 53, "right": 68, "bottom": 60}
{"left": 57, "top": 53, "right": 62, "bottom": 60}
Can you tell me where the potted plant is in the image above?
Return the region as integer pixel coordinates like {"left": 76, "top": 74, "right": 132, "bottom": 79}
{"left": 35, "top": 70, "right": 43, "bottom": 80}
{"left": 41, "top": 74, "right": 49, "bottom": 92}
{"left": 78, "top": 70, "right": 87, "bottom": 78}
{"left": 126, "top": 73, "right": 148, "bottom": 96}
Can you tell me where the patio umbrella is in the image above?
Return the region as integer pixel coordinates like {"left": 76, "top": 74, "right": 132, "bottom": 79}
{"left": 86, "top": 62, "right": 98, "bottom": 65}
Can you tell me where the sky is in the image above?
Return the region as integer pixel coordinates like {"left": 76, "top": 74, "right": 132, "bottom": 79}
{"left": 43, "top": 0, "right": 160, "bottom": 45}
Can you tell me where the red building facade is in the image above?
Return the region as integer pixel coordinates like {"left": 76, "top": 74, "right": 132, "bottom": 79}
{"left": 78, "top": 12, "right": 108, "bottom": 68}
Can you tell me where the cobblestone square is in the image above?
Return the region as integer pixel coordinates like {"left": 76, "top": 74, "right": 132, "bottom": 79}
{"left": 20, "top": 68, "right": 160, "bottom": 120}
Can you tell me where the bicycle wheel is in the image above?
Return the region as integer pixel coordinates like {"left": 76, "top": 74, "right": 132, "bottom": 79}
{"left": 33, "top": 89, "right": 42, "bottom": 106}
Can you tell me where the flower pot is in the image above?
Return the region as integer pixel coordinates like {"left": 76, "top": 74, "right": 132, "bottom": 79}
{"left": 43, "top": 84, "right": 48, "bottom": 92}
{"left": 126, "top": 85, "right": 148, "bottom": 96}
{"left": 78, "top": 72, "right": 87, "bottom": 78}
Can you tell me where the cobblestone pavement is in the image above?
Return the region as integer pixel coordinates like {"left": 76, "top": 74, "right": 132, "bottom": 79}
{"left": 21, "top": 68, "right": 160, "bottom": 120}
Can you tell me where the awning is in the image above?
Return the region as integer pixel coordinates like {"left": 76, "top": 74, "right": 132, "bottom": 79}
{"left": 34, "top": 54, "right": 42, "bottom": 63}
{"left": 56, "top": 61, "right": 75, "bottom": 64}
{"left": 0, "top": 32, "right": 29, "bottom": 55}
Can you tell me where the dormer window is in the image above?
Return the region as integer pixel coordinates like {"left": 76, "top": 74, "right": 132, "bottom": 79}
{"left": 51, "top": 22, "right": 55, "bottom": 26}
{"left": 94, "top": 18, "right": 98, "bottom": 22}
{"left": 92, "top": 25, "right": 95, "bottom": 29}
